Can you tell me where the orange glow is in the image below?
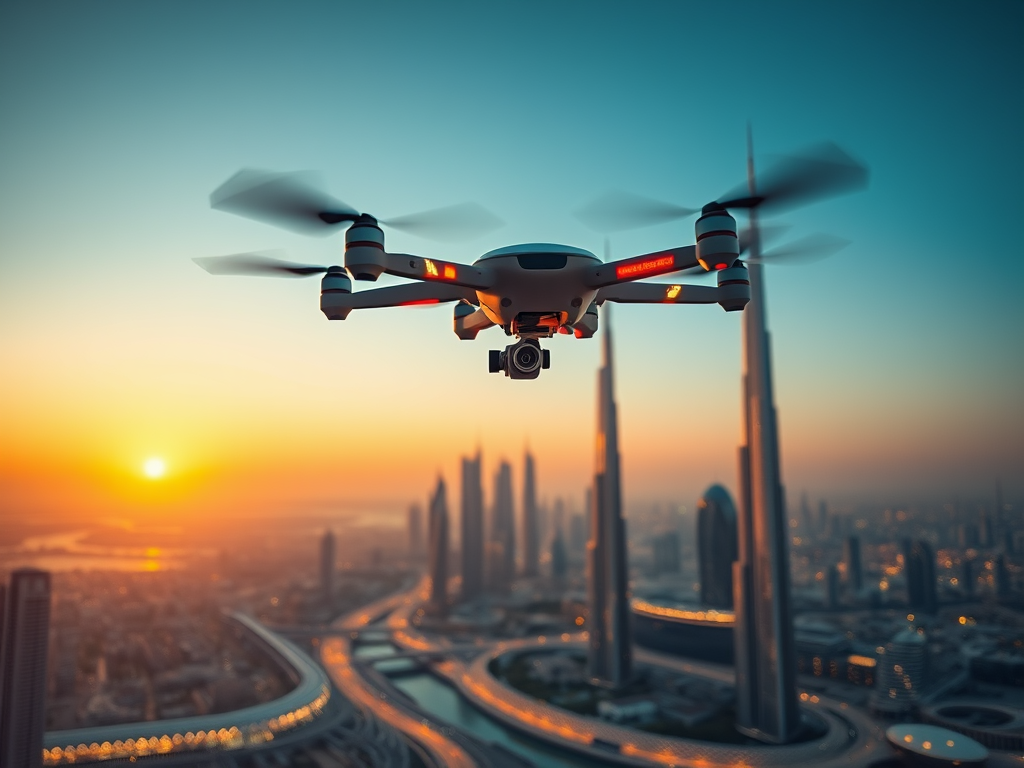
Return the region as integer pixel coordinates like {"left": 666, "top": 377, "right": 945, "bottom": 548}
{"left": 665, "top": 285, "right": 681, "bottom": 300}
{"left": 615, "top": 254, "right": 675, "bottom": 279}
{"left": 424, "top": 259, "right": 439, "bottom": 277}
{"left": 632, "top": 598, "right": 735, "bottom": 625}
{"left": 399, "top": 299, "right": 442, "bottom": 306}
{"left": 443, "top": 264, "right": 457, "bottom": 280}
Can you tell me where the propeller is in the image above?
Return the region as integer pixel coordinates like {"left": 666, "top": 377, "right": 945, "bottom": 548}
{"left": 575, "top": 142, "right": 867, "bottom": 231}
{"left": 193, "top": 251, "right": 332, "bottom": 277}
{"left": 669, "top": 229, "right": 848, "bottom": 280}
{"left": 575, "top": 190, "right": 698, "bottom": 233}
{"left": 211, "top": 169, "right": 504, "bottom": 242}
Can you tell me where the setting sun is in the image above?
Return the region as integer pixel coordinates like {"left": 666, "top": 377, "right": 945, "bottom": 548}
{"left": 143, "top": 457, "right": 166, "bottom": 479}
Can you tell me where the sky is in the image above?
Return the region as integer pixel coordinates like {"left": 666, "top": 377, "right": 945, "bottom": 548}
{"left": 1, "top": 0, "right": 1022, "bottom": 527}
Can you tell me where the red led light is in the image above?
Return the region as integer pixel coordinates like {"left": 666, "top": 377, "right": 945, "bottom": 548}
{"left": 615, "top": 254, "right": 675, "bottom": 279}
{"left": 715, "top": 262, "right": 727, "bottom": 270}
{"left": 399, "top": 298, "right": 441, "bottom": 306}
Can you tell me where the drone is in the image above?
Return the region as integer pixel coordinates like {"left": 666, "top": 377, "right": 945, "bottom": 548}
{"left": 195, "top": 144, "right": 866, "bottom": 379}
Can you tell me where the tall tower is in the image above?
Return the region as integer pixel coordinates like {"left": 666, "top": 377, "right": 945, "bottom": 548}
{"left": 733, "top": 129, "right": 800, "bottom": 743}
{"left": 461, "top": 450, "right": 485, "bottom": 602}
{"left": 0, "top": 568, "right": 51, "bottom": 768}
{"left": 428, "top": 478, "right": 450, "bottom": 617}
{"left": 489, "top": 461, "right": 516, "bottom": 593}
{"left": 587, "top": 308, "right": 633, "bottom": 688}
{"left": 522, "top": 450, "right": 540, "bottom": 577}
{"left": 698, "top": 485, "right": 738, "bottom": 608}
{"left": 320, "top": 530, "right": 335, "bottom": 603}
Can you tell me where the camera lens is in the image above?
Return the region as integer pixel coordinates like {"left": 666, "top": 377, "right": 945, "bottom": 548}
{"left": 512, "top": 343, "right": 541, "bottom": 372}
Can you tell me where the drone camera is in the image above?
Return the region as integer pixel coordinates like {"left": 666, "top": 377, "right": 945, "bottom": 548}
{"left": 491, "top": 339, "right": 550, "bottom": 379}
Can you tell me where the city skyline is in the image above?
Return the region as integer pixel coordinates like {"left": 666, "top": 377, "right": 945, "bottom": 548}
{"left": 2, "top": 2, "right": 1022, "bottom": 527}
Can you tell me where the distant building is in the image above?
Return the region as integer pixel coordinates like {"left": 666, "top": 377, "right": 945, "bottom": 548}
{"left": 0, "top": 568, "right": 52, "bottom": 768}
{"left": 428, "top": 478, "right": 450, "bottom": 617}
{"left": 903, "top": 539, "right": 938, "bottom": 615}
{"left": 522, "top": 451, "right": 539, "bottom": 577}
{"left": 995, "top": 553, "right": 1011, "bottom": 599}
{"left": 652, "top": 530, "right": 681, "bottom": 577}
{"left": 319, "top": 530, "right": 335, "bottom": 603}
{"left": 587, "top": 313, "right": 632, "bottom": 688}
{"left": 461, "top": 450, "right": 485, "bottom": 602}
{"left": 826, "top": 564, "right": 841, "bottom": 609}
{"left": 551, "top": 526, "right": 568, "bottom": 587}
{"left": 871, "top": 628, "right": 927, "bottom": 716}
{"left": 408, "top": 503, "right": 424, "bottom": 559}
{"left": 962, "top": 557, "right": 976, "bottom": 597}
{"left": 489, "top": 461, "right": 515, "bottom": 593}
{"left": 568, "top": 512, "right": 586, "bottom": 559}
{"left": 844, "top": 535, "right": 864, "bottom": 594}
{"left": 697, "top": 485, "right": 738, "bottom": 609}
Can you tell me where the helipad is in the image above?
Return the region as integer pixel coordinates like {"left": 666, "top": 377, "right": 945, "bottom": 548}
{"left": 886, "top": 723, "right": 988, "bottom": 767}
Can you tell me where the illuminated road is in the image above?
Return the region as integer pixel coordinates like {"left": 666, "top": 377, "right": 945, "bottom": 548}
{"left": 320, "top": 635, "right": 479, "bottom": 768}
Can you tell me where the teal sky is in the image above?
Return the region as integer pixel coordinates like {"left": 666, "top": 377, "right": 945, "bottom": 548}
{"left": 1, "top": 1, "right": 1022, "bottom": 518}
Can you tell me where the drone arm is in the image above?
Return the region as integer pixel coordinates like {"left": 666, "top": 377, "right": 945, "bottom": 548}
{"left": 596, "top": 281, "right": 719, "bottom": 305}
{"left": 321, "top": 281, "right": 477, "bottom": 320}
{"left": 585, "top": 245, "right": 701, "bottom": 288}
{"left": 381, "top": 252, "right": 494, "bottom": 290}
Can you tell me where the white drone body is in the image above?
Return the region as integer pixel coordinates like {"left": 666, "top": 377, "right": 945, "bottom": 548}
{"left": 197, "top": 145, "right": 866, "bottom": 379}
{"left": 314, "top": 210, "right": 749, "bottom": 378}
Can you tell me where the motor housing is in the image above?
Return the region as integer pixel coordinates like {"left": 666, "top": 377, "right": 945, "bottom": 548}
{"left": 344, "top": 215, "right": 387, "bottom": 281}
{"left": 716, "top": 263, "right": 750, "bottom": 312}
{"left": 695, "top": 206, "right": 740, "bottom": 273}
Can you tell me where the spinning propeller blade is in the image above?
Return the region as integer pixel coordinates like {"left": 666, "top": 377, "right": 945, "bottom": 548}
{"left": 211, "top": 171, "right": 358, "bottom": 236}
{"left": 193, "top": 251, "right": 330, "bottom": 277}
{"left": 211, "top": 169, "right": 503, "bottom": 241}
{"left": 575, "top": 190, "right": 698, "bottom": 232}
{"left": 745, "top": 234, "right": 851, "bottom": 266}
{"left": 714, "top": 143, "right": 868, "bottom": 212}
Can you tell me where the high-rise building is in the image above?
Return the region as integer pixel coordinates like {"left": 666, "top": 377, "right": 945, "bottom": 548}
{"left": 461, "top": 450, "right": 485, "bottom": 602}
{"left": 995, "top": 553, "right": 1011, "bottom": 599}
{"left": 844, "top": 535, "right": 864, "bottom": 594}
{"left": 732, "top": 133, "right": 800, "bottom": 744}
{"left": 871, "top": 627, "right": 926, "bottom": 715}
{"left": 428, "top": 478, "right": 450, "bottom": 617}
{"left": 0, "top": 568, "right": 51, "bottom": 768}
{"left": 652, "top": 530, "right": 681, "bottom": 577}
{"left": 903, "top": 538, "right": 938, "bottom": 615}
{"left": 408, "top": 503, "right": 424, "bottom": 558}
{"left": 551, "top": 526, "right": 568, "bottom": 587}
{"left": 962, "top": 557, "right": 976, "bottom": 597}
{"left": 587, "top": 310, "right": 632, "bottom": 689}
{"left": 522, "top": 450, "right": 539, "bottom": 577}
{"left": 698, "top": 485, "right": 738, "bottom": 609}
{"left": 320, "top": 529, "right": 335, "bottom": 603}
{"left": 569, "top": 512, "right": 586, "bottom": 560}
{"left": 490, "top": 461, "right": 516, "bottom": 593}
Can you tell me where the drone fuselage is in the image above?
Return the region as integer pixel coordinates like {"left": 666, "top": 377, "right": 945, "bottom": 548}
{"left": 472, "top": 244, "right": 601, "bottom": 337}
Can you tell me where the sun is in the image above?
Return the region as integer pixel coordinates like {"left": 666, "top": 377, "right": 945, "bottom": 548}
{"left": 143, "top": 457, "right": 166, "bottom": 480}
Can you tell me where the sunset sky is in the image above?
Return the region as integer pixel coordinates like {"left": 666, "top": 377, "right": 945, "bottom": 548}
{"left": 1, "top": 1, "right": 1022, "bottom": 526}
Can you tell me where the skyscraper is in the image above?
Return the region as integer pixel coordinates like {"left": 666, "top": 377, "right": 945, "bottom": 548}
{"left": 490, "top": 461, "right": 516, "bottom": 593}
{"left": 0, "top": 568, "right": 51, "bottom": 768}
{"left": 320, "top": 530, "right": 335, "bottom": 603}
{"left": 522, "top": 450, "right": 540, "bottom": 577}
{"left": 733, "top": 133, "right": 800, "bottom": 744}
{"left": 903, "top": 538, "right": 938, "bottom": 615}
{"left": 870, "top": 628, "right": 926, "bottom": 715}
{"left": 408, "top": 503, "right": 424, "bottom": 559}
{"left": 826, "top": 564, "right": 841, "bottom": 609}
{"left": 844, "top": 535, "right": 864, "bottom": 594}
{"left": 461, "top": 450, "right": 485, "bottom": 602}
{"left": 698, "top": 485, "right": 738, "bottom": 609}
{"left": 587, "top": 310, "right": 632, "bottom": 688}
{"left": 428, "top": 478, "right": 450, "bottom": 617}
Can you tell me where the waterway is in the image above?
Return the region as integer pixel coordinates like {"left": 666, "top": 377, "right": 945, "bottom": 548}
{"left": 2, "top": 530, "right": 190, "bottom": 572}
{"left": 354, "top": 643, "right": 600, "bottom": 768}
